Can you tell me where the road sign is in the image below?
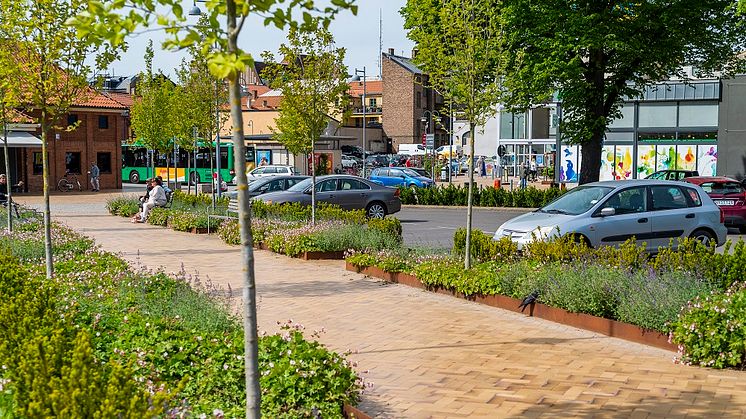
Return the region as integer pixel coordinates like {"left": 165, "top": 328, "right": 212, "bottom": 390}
{"left": 426, "top": 134, "right": 435, "bottom": 149}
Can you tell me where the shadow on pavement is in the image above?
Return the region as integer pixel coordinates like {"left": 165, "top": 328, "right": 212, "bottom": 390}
{"left": 258, "top": 278, "right": 383, "bottom": 298}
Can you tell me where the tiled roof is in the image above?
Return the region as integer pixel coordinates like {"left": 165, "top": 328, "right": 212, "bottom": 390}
{"left": 6, "top": 109, "right": 34, "bottom": 124}
{"left": 348, "top": 79, "right": 383, "bottom": 97}
{"left": 74, "top": 87, "right": 128, "bottom": 109}
{"left": 106, "top": 92, "right": 134, "bottom": 108}
{"left": 383, "top": 52, "right": 423, "bottom": 74}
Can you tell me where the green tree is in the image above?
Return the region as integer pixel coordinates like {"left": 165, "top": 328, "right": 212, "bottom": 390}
{"left": 262, "top": 24, "right": 349, "bottom": 224}
{"left": 402, "top": 0, "right": 501, "bottom": 268}
{"left": 69, "top": 1, "right": 357, "bottom": 416}
{"left": 500, "top": 0, "right": 746, "bottom": 184}
{"left": 0, "top": 38, "right": 23, "bottom": 232}
{"left": 0, "top": 0, "right": 119, "bottom": 278}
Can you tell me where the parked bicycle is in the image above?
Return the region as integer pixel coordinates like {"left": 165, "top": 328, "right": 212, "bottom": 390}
{"left": 57, "top": 171, "right": 82, "bottom": 192}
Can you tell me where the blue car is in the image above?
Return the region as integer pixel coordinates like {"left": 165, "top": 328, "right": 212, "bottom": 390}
{"left": 369, "top": 167, "right": 434, "bottom": 188}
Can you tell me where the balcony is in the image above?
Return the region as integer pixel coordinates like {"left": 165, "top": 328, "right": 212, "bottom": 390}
{"left": 352, "top": 106, "right": 382, "bottom": 115}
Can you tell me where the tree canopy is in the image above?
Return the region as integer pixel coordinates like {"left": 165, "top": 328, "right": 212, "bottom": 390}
{"left": 500, "top": 0, "right": 746, "bottom": 183}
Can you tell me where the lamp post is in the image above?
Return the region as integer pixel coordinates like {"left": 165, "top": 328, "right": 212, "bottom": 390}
{"left": 421, "top": 109, "right": 440, "bottom": 181}
{"left": 354, "top": 67, "right": 366, "bottom": 176}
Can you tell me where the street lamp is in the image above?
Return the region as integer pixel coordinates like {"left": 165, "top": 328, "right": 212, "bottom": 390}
{"left": 421, "top": 109, "right": 440, "bottom": 181}
{"left": 354, "top": 67, "right": 366, "bottom": 176}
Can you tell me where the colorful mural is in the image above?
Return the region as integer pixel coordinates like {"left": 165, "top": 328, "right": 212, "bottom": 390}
{"left": 676, "top": 145, "right": 696, "bottom": 171}
{"left": 559, "top": 145, "right": 579, "bottom": 183}
{"left": 614, "top": 145, "right": 634, "bottom": 180}
{"left": 600, "top": 145, "right": 615, "bottom": 181}
{"left": 656, "top": 145, "right": 677, "bottom": 171}
{"left": 636, "top": 145, "right": 656, "bottom": 178}
{"left": 697, "top": 145, "right": 718, "bottom": 176}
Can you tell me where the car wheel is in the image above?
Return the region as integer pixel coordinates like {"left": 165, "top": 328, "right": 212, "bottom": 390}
{"left": 129, "top": 171, "right": 140, "bottom": 184}
{"left": 366, "top": 201, "right": 387, "bottom": 219}
{"left": 690, "top": 229, "right": 715, "bottom": 246}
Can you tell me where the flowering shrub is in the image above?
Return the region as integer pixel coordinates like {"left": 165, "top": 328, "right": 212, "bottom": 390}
{"left": 218, "top": 219, "right": 241, "bottom": 245}
{"left": 106, "top": 195, "right": 139, "bottom": 217}
{"left": 671, "top": 284, "right": 746, "bottom": 369}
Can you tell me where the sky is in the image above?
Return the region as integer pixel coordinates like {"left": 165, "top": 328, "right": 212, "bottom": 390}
{"left": 105, "top": 0, "right": 414, "bottom": 80}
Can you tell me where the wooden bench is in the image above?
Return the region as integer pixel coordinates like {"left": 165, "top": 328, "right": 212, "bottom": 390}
{"left": 207, "top": 198, "right": 239, "bottom": 234}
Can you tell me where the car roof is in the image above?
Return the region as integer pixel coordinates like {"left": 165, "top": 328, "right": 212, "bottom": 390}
{"left": 587, "top": 179, "right": 702, "bottom": 188}
{"left": 684, "top": 176, "right": 738, "bottom": 185}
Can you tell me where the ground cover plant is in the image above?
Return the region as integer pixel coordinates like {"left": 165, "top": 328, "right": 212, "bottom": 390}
{"left": 0, "top": 215, "right": 362, "bottom": 417}
{"left": 347, "top": 229, "right": 745, "bottom": 354}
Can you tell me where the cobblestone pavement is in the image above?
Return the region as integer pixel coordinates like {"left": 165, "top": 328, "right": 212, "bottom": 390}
{"left": 15, "top": 192, "right": 746, "bottom": 418}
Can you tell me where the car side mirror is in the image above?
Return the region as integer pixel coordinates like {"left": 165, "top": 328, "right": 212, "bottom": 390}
{"left": 303, "top": 189, "right": 312, "bottom": 195}
{"left": 600, "top": 207, "right": 615, "bottom": 217}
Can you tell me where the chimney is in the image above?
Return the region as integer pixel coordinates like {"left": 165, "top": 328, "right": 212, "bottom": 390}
{"left": 412, "top": 49, "right": 418, "bottom": 58}
{"left": 388, "top": 48, "right": 395, "bottom": 55}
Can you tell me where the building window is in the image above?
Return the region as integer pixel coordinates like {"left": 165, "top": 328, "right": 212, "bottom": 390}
{"left": 67, "top": 114, "right": 78, "bottom": 127}
{"left": 97, "top": 152, "right": 112, "bottom": 173}
{"left": 608, "top": 104, "right": 634, "bottom": 129}
{"left": 678, "top": 102, "right": 718, "bottom": 127}
{"left": 65, "top": 152, "right": 82, "bottom": 174}
{"left": 98, "top": 115, "right": 109, "bottom": 129}
{"left": 32, "top": 152, "right": 43, "bottom": 175}
{"left": 639, "top": 103, "right": 676, "bottom": 128}
{"left": 262, "top": 100, "right": 268, "bottom": 108}
{"left": 369, "top": 98, "right": 377, "bottom": 108}
{"left": 416, "top": 92, "right": 421, "bottom": 109}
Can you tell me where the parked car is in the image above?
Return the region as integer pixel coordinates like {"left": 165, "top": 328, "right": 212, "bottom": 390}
{"left": 409, "top": 168, "right": 432, "bottom": 179}
{"left": 398, "top": 144, "right": 427, "bottom": 156}
{"left": 341, "top": 145, "right": 365, "bottom": 158}
{"left": 253, "top": 175, "right": 402, "bottom": 218}
{"left": 493, "top": 180, "right": 726, "bottom": 251}
{"left": 435, "top": 145, "right": 462, "bottom": 157}
{"left": 684, "top": 176, "right": 746, "bottom": 233}
{"left": 245, "top": 165, "right": 299, "bottom": 182}
{"left": 365, "top": 154, "right": 390, "bottom": 168}
{"left": 341, "top": 155, "right": 359, "bottom": 168}
{"left": 226, "top": 175, "right": 309, "bottom": 199}
{"left": 645, "top": 170, "right": 699, "bottom": 181}
{"left": 370, "top": 167, "right": 434, "bottom": 189}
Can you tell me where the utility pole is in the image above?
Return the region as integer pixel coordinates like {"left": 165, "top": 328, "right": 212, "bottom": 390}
{"left": 355, "top": 67, "right": 366, "bottom": 176}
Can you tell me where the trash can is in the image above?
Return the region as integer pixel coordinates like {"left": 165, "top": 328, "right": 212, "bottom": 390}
{"left": 440, "top": 166, "right": 448, "bottom": 182}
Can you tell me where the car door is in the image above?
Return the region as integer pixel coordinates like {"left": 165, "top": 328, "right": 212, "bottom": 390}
{"left": 648, "top": 185, "right": 698, "bottom": 249}
{"left": 388, "top": 169, "right": 406, "bottom": 187}
{"left": 314, "top": 179, "right": 339, "bottom": 206}
{"left": 590, "top": 186, "right": 653, "bottom": 249}
{"left": 336, "top": 178, "right": 369, "bottom": 209}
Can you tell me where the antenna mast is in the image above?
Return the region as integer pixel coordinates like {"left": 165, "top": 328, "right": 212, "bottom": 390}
{"left": 378, "top": 8, "right": 383, "bottom": 78}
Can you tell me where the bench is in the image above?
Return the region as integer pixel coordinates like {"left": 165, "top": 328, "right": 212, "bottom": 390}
{"left": 163, "top": 191, "right": 175, "bottom": 209}
{"left": 207, "top": 198, "right": 239, "bottom": 234}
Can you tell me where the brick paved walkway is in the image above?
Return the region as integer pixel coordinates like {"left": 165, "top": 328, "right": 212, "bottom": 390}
{"left": 16, "top": 192, "right": 746, "bottom": 418}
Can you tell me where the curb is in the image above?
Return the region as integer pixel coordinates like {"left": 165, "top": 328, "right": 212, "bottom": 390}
{"left": 401, "top": 204, "right": 535, "bottom": 212}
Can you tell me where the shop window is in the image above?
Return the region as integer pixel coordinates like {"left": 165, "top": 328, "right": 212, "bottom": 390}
{"left": 32, "top": 152, "right": 43, "bottom": 175}
{"left": 678, "top": 103, "right": 718, "bottom": 127}
{"left": 608, "top": 104, "right": 634, "bottom": 129}
{"left": 67, "top": 114, "right": 79, "bottom": 127}
{"left": 97, "top": 152, "right": 112, "bottom": 173}
{"left": 65, "top": 152, "right": 82, "bottom": 174}
{"left": 639, "top": 103, "right": 676, "bottom": 128}
{"left": 98, "top": 115, "right": 109, "bottom": 129}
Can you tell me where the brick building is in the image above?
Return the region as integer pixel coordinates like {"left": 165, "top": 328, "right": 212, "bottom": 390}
{"left": 381, "top": 49, "right": 447, "bottom": 153}
{"left": 18, "top": 91, "right": 128, "bottom": 193}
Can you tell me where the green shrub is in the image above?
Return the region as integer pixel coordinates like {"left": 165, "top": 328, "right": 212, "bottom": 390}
{"left": 172, "top": 190, "right": 229, "bottom": 209}
{"left": 453, "top": 229, "right": 518, "bottom": 263}
{"left": 146, "top": 207, "right": 171, "bottom": 226}
{"left": 312, "top": 224, "right": 401, "bottom": 253}
{"left": 399, "top": 185, "right": 564, "bottom": 208}
{"left": 366, "top": 217, "right": 403, "bottom": 240}
{"left": 219, "top": 219, "right": 241, "bottom": 245}
{"left": 672, "top": 284, "right": 746, "bottom": 368}
{"left": 105, "top": 196, "right": 139, "bottom": 217}
{"left": 167, "top": 210, "right": 223, "bottom": 232}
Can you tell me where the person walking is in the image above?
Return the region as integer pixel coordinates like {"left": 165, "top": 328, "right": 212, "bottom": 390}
{"left": 519, "top": 161, "right": 528, "bottom": 189}
{"left": 479, "top": 156, "right": 487, "bottom": 178}
{"left": 529, "top": 158, "right": 538, "bottom": 182}
{"left": 89, "top": 162, "right": 100, "bottom": 192}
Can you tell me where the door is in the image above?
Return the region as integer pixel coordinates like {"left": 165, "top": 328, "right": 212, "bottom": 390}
{"left": 591, "top": 186, "right": 653, "bottom": 249}
{"left": 387, "top": 168, "right": 407, "bottom": 187}
{"left": 314, "top": 178, "right": 339, "bottom": 206}
{"left": 648, "top": 185, "right": 698, "bottom": 249}
{"left": 336, "top": 178, "right": 370, "bottom": 210}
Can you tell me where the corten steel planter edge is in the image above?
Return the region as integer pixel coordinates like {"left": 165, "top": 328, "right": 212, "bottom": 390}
{"left": 301, "top": 251, "right": 347, "bottom": 260}
{"left": 345, "top": 263, "right": 676, "bottom": 352}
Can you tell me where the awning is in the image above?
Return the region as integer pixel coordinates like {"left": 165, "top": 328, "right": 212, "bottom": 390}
{"left": 1, "top": 131, "right": 42, "bottom": 148}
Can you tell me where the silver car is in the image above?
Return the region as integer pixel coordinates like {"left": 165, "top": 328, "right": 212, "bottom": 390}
{"left": 494, "top": 180, "right": 727, "bottom": 251}
{"left": 252, "top": 175, "right": 402, "bottom": 218}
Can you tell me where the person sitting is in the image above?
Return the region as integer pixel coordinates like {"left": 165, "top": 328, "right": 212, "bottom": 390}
{"left": 134, "top": 178, "right": 167, "bottom": 223}
{"left": 138, "top": 178, "right": 154, "bottom": 210}
{"left": 155, "top": 176, "right": 173, "bottom": 196}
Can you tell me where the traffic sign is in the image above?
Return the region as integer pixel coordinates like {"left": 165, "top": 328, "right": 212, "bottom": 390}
{"left": 426, "top": 134, "right": 435, "bottom": 149}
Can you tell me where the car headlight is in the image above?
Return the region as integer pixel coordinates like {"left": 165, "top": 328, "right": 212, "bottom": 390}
{"left": 522, "top": 226, "right": 558, "bottom": 241}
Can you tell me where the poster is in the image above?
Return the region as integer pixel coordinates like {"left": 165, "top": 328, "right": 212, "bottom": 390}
{"left": 600, "top": 145, "right": 615, "bottom": 181}
{"left": 656, "top": 145, "right": 676, "bottom": 171}
{"left": 676, "top": 145, "right": 696, "bottom": 171}
{"left": 614, "top": 145, "right": 633, "bottom": 180}
{"left": 636, "top": 145, "right": 656, "bottom": 178}
{"left": 256, "top": 150, "right": 272, "bottom": 167}
{"left": 307, "top": 152, "right": 334, "bottom": 175}
{"left": 559, "top": 145, "right": 579, "bottom": 183}
{"left": 697, "top": 145, "right": 717, "bottom": 176}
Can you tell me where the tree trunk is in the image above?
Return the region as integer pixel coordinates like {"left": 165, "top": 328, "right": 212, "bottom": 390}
{"left": 464, "top": 121, "right": 475, "bottom": 269}
{"left": 41, "top": 117, "right": 53, "bottom": 278}
{"left": 579, "top": 136, "right": 603, "bottom": 185}
{"left": 311, "top": 141, "right": 316, "bottom": 225}
{"left": 579, "top": 48, "right": 607, "bottom": 185}
{"left": 3, "top": 123, "right": 12, "bottom": 232}
{"left": 225, "top": 1, "right": 261, "bottom": 417}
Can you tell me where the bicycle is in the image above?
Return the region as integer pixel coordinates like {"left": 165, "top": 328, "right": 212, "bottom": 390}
{"left": 57, "top": 171, "right": 82, "bottom": 192}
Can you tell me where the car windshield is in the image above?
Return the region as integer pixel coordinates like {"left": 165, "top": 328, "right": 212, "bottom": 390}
{"left": 248, "top": 179, "right": 272, "bottom": 192}
{"left": 287, "top": 178, "right": 313, "bottom": 192}
{"left": 538, "top": 185, "right": 614, "bottom": 215}
{"left": 402, "top": 169, "right": 421, "bottom": 177}
{"left": 701, "top": 181, "right": 744, "bottom": 195}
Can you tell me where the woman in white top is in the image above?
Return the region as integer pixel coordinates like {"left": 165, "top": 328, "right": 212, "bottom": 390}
{"left": 140, "top": 178, "right": 167, "bottom": 222}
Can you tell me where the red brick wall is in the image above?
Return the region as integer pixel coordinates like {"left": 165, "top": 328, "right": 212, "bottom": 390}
{"left": 382, "top": 56, "right": 419, "bottom": 152}
{"left": 23, "top": 109, "right": 125, "bottom": 192}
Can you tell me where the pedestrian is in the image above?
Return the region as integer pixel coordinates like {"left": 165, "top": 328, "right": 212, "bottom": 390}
{"left": 519, "top": 162, "right": 528, "bottom": 189}
{"left": 479, "top": 156, "right": 487, "bottom": 177}
{"left": 405, "top": 157, "right": 412, "bottom": 168}
{"left": 530, "top": 158, "right": 538, "bottom": 182}
{"left": 89, "top": 162, "right": 100, "bottom": 191}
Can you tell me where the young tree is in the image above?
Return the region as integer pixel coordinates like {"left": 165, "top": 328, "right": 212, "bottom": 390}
{"left": 262, "top": 24, "right": 349, "bottom": 224}
{"left": 0, "top": 40, "right": 22, "bottom": 232}
{"left": 70, "top": 1, "right": 356, "bottom": 416}
{"left": 402, "top": 0, "right": 501, "bottom": 268}
{"left": 500, "top": 0, "right": 746, "bottom": 184}
{"left": 0, "top": 0, "right": 118, "bottom": 277}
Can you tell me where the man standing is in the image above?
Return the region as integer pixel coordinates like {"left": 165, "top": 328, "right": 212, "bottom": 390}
{"left": 89, "top": 162, "right": 100, "bottom": 192}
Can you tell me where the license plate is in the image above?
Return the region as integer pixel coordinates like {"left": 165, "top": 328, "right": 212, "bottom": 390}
{"left": 714, "top": 200, "right": 736, "bottom": 206}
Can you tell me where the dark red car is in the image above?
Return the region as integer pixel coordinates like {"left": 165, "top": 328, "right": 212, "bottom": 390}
{"left": 685, "top": 176, "right": 746, "bottom": 233}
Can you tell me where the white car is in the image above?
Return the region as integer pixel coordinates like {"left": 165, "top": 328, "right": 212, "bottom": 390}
{"left": 246, "top": 165, "right": 299, "bottom": 182}
{"left": 341, "top": 155, "right": 359, "bottom": 168}
{"left": 436, "top": 145, "right": 462, "bottom": 157}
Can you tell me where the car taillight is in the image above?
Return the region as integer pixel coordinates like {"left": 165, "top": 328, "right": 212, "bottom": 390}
{"left": 720, "top": 207, "right": 725, "bottom": 224}
{"left": 394, "top": 188, "right": 400, "bottom": 198}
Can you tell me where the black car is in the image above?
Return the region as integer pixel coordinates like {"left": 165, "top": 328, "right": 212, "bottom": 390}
{"left": 645, "top": 170, "right": 699, "bottom": 181}
{"left": 365, "top": 154, "right": 390, "bottom": 168}
{"left": 341, "top": 145, "right": 365, "bottom": 158}
{"left": 226, "top": 175, "right": 309, "bottom": 199}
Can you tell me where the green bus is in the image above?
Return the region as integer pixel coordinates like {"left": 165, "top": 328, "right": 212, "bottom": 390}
{"left": 122, "top": 141, "right": 255, "bottom": 184}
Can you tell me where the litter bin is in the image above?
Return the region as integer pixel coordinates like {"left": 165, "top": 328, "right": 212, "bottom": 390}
{"left": 440, "top": 166, "right": 448, "bottom": 182}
